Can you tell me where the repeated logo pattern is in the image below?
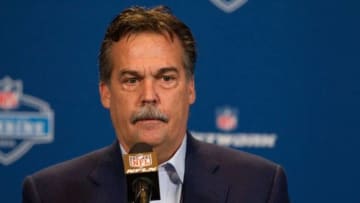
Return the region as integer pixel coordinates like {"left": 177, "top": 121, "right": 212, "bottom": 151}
{"left": 209, "top": 0, "right": 248, "bottom": 13}
{"left": 0, "top": 76, "right": 54, "bottom": 165}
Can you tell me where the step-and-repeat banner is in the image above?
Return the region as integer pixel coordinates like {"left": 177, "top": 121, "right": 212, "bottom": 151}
{"left": 1, "top": 0, "right": 359, "bottom": 202}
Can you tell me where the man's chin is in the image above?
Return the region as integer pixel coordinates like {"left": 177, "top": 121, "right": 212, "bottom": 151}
{"left": 134, "top": 130, "right": 165, "bottom": 145}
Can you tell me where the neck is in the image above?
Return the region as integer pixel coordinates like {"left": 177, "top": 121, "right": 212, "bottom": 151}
{"left": 155, "top": 135, "right": 185, "bottom": 164}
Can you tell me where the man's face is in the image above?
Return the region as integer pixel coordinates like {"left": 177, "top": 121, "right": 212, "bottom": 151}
{"left": 99, "top": 33, "right": 195, "bottom": 161}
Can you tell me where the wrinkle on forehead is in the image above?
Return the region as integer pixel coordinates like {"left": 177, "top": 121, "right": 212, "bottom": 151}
{"left": 109, "top": 32, "right": 189, "bottom": 83}
{"left": 113, "top": 33, "right": 183, "bottom": 63}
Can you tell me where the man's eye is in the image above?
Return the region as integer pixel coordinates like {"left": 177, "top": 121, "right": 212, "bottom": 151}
{"left": 159, "top": 75, "right": 177, "bottom": 88}
{"left": 162, "top": 75, "right": 175, "bottom": 81}
{"left": 125, "top": 78, "right": 138, "bottom": 84}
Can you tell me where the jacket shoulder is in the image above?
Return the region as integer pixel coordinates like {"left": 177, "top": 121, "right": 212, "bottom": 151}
{"left": 22, "top": 143, "right": 126, "bottom": 203}
{"left": 195, "top": 138, "right": 279, "bottom": 170}
{"left": 28, "top": 144, "right": 113, "bottom": 183}
{"left": 192, "top": 139, "right": 289, "bottom": 202}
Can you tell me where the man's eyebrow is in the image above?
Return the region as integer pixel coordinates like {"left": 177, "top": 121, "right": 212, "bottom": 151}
{"left": 116, "top": 67, "right": 179, "bottom": 78}
{"left": 117, "top": 69, "right": 142, "bottom": 77}
{"left": 155, "top": 67, "right": 179, "bottom": 76}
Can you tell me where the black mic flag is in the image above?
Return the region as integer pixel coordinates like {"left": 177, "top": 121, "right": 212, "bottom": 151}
{"left": 123, "top": 143, "right": 160, "bottom": 203}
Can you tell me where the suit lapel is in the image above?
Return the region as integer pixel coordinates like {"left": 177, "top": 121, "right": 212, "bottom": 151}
{"left": 87, "top": 141, "right": 128, "bottom": 203}
{"left": 183, "top": 134, "right": 229, "bottom": 203}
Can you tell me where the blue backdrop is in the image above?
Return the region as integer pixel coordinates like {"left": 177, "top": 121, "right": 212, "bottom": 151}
{"left": 1, "top": 0, "right": 359, "bottom": 202}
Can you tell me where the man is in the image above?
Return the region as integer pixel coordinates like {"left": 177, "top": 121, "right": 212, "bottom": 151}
{"left": 23, "top": 5, "right": 290, "bottom": 203}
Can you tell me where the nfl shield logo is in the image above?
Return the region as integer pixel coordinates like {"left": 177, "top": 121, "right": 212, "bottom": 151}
{"left": 129, "top": 153, "right": 152, "bottom": 168}
{"left": 0, "top": 77, "right": 22, "bottom": 110}
{"left": 209, "top": 0, "right": 248, "bottom": 13}
{"left": 216, "top": 107, "right": 238, "bottom": 132}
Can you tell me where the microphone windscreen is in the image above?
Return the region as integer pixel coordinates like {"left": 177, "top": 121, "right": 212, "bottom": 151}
{"left": 129, "top": 142, "right": 153, "bottom": 153}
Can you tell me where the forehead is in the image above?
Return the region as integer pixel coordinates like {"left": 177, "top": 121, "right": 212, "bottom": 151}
{"left": 110, "top": 32, "right": 184, "bottom": 68}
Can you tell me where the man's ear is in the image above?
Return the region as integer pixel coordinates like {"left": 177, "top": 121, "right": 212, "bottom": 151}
{"left": 99, "top": 82, "right": 111, "bottom": 109}
{"left": 188, "top": 78, "right": 196, "bottom": 105}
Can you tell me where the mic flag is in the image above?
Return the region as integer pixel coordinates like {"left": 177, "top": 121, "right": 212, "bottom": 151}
{"left": 123, "top": 143, "right": 160, "bottom": 203}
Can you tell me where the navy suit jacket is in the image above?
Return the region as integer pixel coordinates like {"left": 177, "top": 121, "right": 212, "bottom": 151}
{"left": 23, "top": 134, "right": 290, "bottom": 203}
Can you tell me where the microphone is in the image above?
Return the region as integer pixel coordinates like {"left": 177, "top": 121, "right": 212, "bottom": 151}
{"left": 123, "top": 143, "right": 160, "bottom": 203}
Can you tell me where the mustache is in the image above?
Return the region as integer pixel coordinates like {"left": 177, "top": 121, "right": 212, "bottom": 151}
{"left": 130, "top": 105, "right": 169, "bottom": 124}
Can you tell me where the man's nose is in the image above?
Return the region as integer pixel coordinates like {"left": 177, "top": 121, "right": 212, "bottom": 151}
{"left": 141, "top": 79, "right": 158, "bottom": 105}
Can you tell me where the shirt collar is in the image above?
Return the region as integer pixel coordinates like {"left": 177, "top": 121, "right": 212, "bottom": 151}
{"left": 159, "top": 135, "right": 186, "bottom": 183}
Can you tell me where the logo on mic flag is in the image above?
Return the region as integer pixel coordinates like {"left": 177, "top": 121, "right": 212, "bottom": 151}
{"left": 124, "top": 152, "right": 158, "bottom": 174}
{"left": 129, "top": 153, "right": 153, "bottom": 168}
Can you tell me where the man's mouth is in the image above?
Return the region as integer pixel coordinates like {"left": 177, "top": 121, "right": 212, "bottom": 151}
{"left": 131, "top": 117, "right": 168, "bottom": 124}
